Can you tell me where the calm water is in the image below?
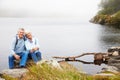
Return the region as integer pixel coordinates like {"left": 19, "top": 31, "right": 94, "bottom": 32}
{"left": 0, "top": 18, "right": 120, "bottom": 74}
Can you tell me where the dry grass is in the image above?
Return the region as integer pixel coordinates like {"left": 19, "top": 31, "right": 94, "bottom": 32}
{"left": 2, "top": 61, "right": 120, "bottom": 80}
{"left": 19, "top": 61, "right": 92, "bottom": 80}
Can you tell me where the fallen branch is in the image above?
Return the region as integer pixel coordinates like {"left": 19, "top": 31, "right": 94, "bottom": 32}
{"left": 53, "top": 52, "right": 108, "bottom": 61}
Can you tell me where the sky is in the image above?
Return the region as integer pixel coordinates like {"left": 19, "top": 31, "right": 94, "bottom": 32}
{"left": 0, "top": 0, "right": 100, "bottom": 18}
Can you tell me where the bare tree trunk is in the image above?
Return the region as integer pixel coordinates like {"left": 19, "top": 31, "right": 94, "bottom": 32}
{"left": 53, "top": 52, "right": 107, "bottom": 61}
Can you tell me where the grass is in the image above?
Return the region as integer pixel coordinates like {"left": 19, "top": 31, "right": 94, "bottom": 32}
{"left": 21, "top": 62, "right": 91, "bottom": 80}
{"left": 93, "top": 75, "right": 120, "bottom": 80}
{"left": 0, "top": 74, "right": 18, "bottom": 80}
{"left": 1, "top": 61, "right": 120, "bottom": 80}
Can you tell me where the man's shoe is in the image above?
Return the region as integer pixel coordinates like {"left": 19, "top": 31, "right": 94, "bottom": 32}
{"left": 20, "top": 66, "right": 27, "bottom": 68}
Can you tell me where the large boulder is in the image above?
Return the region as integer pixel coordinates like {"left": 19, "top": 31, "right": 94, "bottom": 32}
{"left": 0, "top": 68, "right": 28, "bottom": 78}
{"left": 0, "top": 59, "right": 61, "bottom": 79}
{"left": 107, "top": 47, "right": 120, "bottom": 56}
{"left": 107, "top": 56, "right": 120, "bottom": 71}
{"left": 37, "top": 59, "right": 62, "bottom": 69}
{"left": 98, "top": 47, "right": 120, "bottom": 73}
{"left": 0, "top": 77, "right": 5, "bottom": 80}
{"left": 107, "top": 47, "right": 120, "bottom": 70}
{"left": 101, "top": 66, "right": 119, "bottom": 73}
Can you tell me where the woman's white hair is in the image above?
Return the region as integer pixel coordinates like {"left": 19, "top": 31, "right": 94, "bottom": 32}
{"left": 25, "top": 29, "right": 31, "bottom": 35}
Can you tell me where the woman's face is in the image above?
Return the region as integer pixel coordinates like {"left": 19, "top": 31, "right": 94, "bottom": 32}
{"left": 26, "top": 33, "right": 32, "bottom": 39}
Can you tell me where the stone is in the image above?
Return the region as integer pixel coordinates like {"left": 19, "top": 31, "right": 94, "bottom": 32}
{"left": 107, "top": 47, "right": 120, "bottom": 56}
{"left": 101, "top": 66, "right": 119, "bottom": 73}
{"left": 0, "top": 77, "right": 5, "bottom": 80}
{"left": 37, "top": 59, "right": 62, "bottom": 69}
{"left": 107, "top": 56, "right": 120, "bottom": 71}
{"left": 95, "top": 73, "right": 115, "bottom": 77}
{"left": 0, "top": 68, "right": 28, "bottom": 78}
{"left": 0, "top": 59, "right": 61, "bottom": 79}
{"left": 112, "top": 51, "right": 119, "bottom": 56}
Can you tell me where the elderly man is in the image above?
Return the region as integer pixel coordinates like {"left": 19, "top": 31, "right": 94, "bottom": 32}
{"left": 25, "top": 31, "right": 42, "bottom": 63}
{"left": 8, "top": 28, "right": 28, "bottom": 69}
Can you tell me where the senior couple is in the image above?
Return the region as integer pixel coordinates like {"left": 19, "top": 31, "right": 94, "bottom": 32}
{"left": 8, "top": 28, "right": 42, "bottom": 69}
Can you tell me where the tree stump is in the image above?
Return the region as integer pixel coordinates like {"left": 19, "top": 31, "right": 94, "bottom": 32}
{"left": 94, "top": 53, "right": 104, "bottom": 61}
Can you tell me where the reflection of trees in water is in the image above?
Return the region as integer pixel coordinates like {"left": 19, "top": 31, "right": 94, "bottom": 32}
{"left": 99, "top": 26, "right": 120, "bottom": 50}
{"left": 101, "top": 35, "right": 120, "bottom": 44}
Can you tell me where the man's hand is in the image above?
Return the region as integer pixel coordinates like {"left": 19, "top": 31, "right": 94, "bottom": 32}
{"left": 14, "top": 54, "right": 20, "bottom": 60}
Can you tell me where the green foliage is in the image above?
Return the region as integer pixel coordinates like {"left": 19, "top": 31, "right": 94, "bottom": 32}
{"left": 110, "top": 11, "right": 120, "bottom": 26}
{"left": 92, "top": 14, "right": 110, "bottom": 25}
{"left": 98, "top": 7, "right": 115, "bottom": 15}
{"left": 98, "top": 0, "right": 120, "bottom": 15}
{"left": 114, "top": 11, "right": 120, "bottom": 17}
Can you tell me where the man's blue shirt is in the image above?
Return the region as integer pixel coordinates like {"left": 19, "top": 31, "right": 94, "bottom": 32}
{"left": 11, "top": 35, "right": 26, "bottom": 55}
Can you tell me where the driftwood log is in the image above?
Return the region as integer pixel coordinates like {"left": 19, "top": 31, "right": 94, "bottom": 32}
{"left": 53, "top": 47, "right": 120, "bottom": 62}
{"left": 53, "top": 47, "right": 120, "bottom": 69}
{"left": 53, "top": 52, "right": 108, "bottom": 61}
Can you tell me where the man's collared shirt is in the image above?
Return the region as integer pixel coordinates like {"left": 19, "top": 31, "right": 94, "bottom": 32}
{"left": 11, "top": 35, "right": 26, "bottom": 55}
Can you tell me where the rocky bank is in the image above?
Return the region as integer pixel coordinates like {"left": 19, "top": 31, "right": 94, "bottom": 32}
{"left": 1, "top": 47, "right": 120, "bottom": 79}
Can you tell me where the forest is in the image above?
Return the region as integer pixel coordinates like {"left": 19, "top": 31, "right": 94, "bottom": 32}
{"left": 91, "top": 0, "right": 120, "bottom": 27}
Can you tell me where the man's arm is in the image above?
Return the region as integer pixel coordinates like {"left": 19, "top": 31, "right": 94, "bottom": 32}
{"left": 11, "top": 36, "right": 16, "bottom": 55}
{"left": 11, "top": 36, "right": 20, "bottom": 60}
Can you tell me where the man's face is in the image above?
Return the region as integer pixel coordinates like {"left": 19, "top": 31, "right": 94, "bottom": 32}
{"left": 18, "top": 30, "right": 24, "bottom": 39}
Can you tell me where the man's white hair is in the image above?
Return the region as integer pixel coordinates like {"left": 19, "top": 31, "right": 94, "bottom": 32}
{"left": 18, "top": 27, "right": 24, "bottom": 31}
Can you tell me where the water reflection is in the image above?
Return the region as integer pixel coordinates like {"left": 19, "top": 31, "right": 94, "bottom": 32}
{"left": 94, "top": 60, "right": 108, "bottom": 66}
{"left": 98, "top": 25, "right": 120, "bottom": 50}
{"left": 59, "top": 59, "right": 108, "bottom": 66}
{"left": 0, "top": 18, "right": 119, "bottom": 74}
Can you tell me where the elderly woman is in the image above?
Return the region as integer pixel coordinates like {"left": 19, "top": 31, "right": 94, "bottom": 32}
{"left": 25, "top": 31, "right": 42, "bottom": 63}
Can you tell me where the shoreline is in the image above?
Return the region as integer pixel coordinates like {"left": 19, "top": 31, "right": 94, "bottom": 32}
{"left": 0, "top": 58, "right": 120, "bottom": 80}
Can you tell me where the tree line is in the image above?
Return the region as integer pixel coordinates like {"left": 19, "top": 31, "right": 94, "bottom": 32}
{"left": 98, "top": 0, "right": 120, "bottom": 15}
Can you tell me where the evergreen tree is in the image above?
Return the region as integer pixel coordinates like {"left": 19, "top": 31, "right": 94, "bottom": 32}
{"left": 98, "top": 0, "right": 120, "bottom": 15}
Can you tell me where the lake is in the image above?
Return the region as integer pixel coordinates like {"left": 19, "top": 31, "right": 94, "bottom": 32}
{"left": 0, "top": 18, "right": 120, "bottom": 74}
